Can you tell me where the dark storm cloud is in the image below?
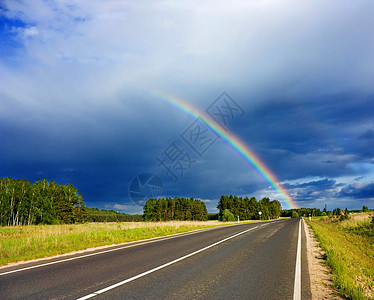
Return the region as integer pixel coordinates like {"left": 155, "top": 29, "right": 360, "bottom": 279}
{"left": 339, "top": 182, "right": 374, "bottom": 200}
{"left": 231, "top": 91, "right": 374, "bottom": 184}
{"left": 279, "top": 178, "right": 339, "bottom": 204}
{"left": 1, "top": 1, "right": 374, "bottom": 210}
{"left": 283, "top": 179, "right": 338, "bottom": 190}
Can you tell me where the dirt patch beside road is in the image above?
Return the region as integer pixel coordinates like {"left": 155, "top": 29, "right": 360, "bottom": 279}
{"left": 304, "top": 219, "right": 343, "bottom": 300}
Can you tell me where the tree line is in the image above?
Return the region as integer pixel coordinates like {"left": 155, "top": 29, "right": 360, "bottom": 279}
{"left": 281, "top": 208, "right": 324, "bottom": 218}
{"left": 0, "top": 177, "right": 87, "bottom": 226}
{"left": 217, "top": 195, "right": 282, "bottom": 221}
{"left": 281, "top": 207, "right": 354, "bottom": 218}
{"left": 143, "top": 197, "right": 208, "bottom": 221}
{"left": 86, "top": 208, "right": 142, "bottom": 222}
{"left": 8, "top": 176, "right": 367, "bottom": 226}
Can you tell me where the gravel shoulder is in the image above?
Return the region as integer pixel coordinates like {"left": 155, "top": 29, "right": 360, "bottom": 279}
{"left": 304, "top": 219, "right": 344, "bottom": 300}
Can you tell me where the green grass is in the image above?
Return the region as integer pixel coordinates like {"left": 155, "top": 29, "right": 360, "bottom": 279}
{"left": 0, "top": 218, "right": 277, "bottom": 267}
{"left": 307, "top": 213, "right": 374, "bottom": 300}
{"left": 0, "top": 221, "right": 231, "bottom": 266}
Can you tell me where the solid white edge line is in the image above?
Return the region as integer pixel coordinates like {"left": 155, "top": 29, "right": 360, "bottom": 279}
{"left": 0, "top": 227, "right": 222, "bottom": 276}
{"left": 1, "top": 220, "right": 283, "bottom": 277}
{"left": 76, "top": 225, "right": 259, "bottom": 300}
{"left": 293, "top": 219, "right": 302, "bottom": 300}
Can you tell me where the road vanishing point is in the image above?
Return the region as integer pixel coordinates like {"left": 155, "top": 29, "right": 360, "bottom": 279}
{"left": 0, "top": 219, "right": 311, "bottom": 299}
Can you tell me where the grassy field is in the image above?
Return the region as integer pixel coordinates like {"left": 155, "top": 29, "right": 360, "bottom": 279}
{"left": 307, "top": 212, "right": 374, "bottom": 300}
{"left": 0, "top": 220, "right": 242, "bottom": 267}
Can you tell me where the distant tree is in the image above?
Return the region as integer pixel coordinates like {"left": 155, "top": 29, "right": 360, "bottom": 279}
{"left": 86, "top": 207, "right": 142, "bottom": 222}
{"left": 220, "top": 209, "right": 236, "bottom": 222}
{"left": 291, "top": 211, "right": 299, "bottom": 218}
{"left": 143, "top": 197, "right": 207, "bottom": 221}
{"left": 362, "top": 206, "right": 369, "bottom": 212}
{"left": 32, "top": 178, "right": 58, "bottom": 224}
{"left": 259, "top": 197, "right": 270, "bottom": 220}
{"left": 0, "top": 177, "right": 87, "bottom": 226}
{"left": 217, "top": 195, "right": 281, "bottom": 221}
{"left": 208, "top": 213, "right": 219, "bottom": 220}
{"left": 74, "top": 193, "right": 88, "bottom": 223}
{"left": 1, "top": 178, "right": 32, "bottom": 226}
{"left": 269, "top": 200, "right": 281, "bottom": 219}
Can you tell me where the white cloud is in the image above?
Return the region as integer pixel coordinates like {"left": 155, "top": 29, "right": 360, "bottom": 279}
{"left": 113, "top": 204, "right": 130, "bottom": 211}
{"left": 10, "top": 26, "right": 39, "bottom": 39}
{"left": 1, "top": 0, "right": 373, "bottom": 124}
{"left": 105, "top": 203, "right": 143, "bottom": 214}
{"left": 3, "top": 0, "right": 374, "bottom": 95}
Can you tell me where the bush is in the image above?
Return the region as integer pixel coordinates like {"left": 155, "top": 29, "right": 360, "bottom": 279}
{"left": 291, "top": 211, "right": 299, "bottom": 218}
{"left": 339, "top": 213, "right": 350, "bottom": 221}
{"left": 220, "top": 209, "right": 236, "bottom": 222}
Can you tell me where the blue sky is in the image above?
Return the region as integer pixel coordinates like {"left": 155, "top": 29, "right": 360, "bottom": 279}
{"left": 1, "top": 0, "right": 374, "bottom": 213}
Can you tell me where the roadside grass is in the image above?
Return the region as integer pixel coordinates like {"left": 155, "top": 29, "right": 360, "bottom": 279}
{"left": 0, "top": 220, "right": 266, "bottom": 267}
{"left": 0, "top": 221, "right": 223, "bottom": 266}
{"left": 307, "top": 213, "right": 374, "bottom": 300}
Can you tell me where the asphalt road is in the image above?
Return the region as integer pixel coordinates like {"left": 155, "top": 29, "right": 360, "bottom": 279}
{"left": 0, "top": 219, "right": 311, "bottom": 299}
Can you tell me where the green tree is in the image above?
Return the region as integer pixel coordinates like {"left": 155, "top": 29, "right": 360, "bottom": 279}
{"left": 0, "top": 177, "right": 87, "bottom": 225}
{"left": 33, "top": 178, "right": 57, "bottom": 224}
{"left": 74, "top": 193, "right": 88, "bottom": 223}
{"left": 217, "top": 195, "right": 281, "bottom": 221}
{"left": 291, "top": 211, "right": 299, "bottom": 218}
{"left": 220, "top": 209, "right": 236, "bottom": 222}
{"left": 143, "top": 197, "right": 208, "bottom": 221}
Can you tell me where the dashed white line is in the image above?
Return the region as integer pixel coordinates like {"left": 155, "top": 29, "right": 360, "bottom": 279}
{"left": 76, "top": 225, "right": 259, "bottom": 300}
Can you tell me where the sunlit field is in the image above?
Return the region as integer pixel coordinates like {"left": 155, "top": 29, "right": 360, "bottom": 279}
{"left": 307, "top": 212, "right": 374, "bottom": 300}
{"left": 0, "top": 221, "right": 240, "bottom": 267}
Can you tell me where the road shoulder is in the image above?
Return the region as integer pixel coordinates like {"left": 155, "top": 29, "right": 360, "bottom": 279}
{"left": 304, "top": 219, "right": 343, "bottom": 300}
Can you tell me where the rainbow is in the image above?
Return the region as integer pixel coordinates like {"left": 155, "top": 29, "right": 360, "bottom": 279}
{"left": 151, "top": 91, "right": 297, "bottom": 209}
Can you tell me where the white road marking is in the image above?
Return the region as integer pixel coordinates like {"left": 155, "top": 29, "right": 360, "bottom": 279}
{"left": 76, "top": 225, "right": 260, "bottom": 300}
{"left": 0, "top": 221, "right": 275, "bottom": 277}
{"left": 0, "top": 227, "right": 219, "bottom": 276}
{"left": 293, "top": 219, "right": 302, "bottom": 300}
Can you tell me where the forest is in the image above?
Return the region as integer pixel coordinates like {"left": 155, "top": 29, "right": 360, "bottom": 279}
{"left": 86, "top": 208, "right": 142, "bottom": 222}
{"left": 143, "top": 197, "right": 208, "bottom": 221}
{"left": 281, "top": 207, "right": 324, "bottom": 218}
{"left": 2, "top": 177, "right": 367, "bottom": 227}
{"left": 0, "top": 177, "right": 87, "bottom": 226}
{"left": 217, "top": 195, "right": 282, "bottom": 221}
